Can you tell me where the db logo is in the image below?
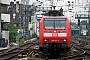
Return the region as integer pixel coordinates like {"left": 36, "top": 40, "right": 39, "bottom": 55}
{"left": 53, "top": 33, "right": 57, "bottom": 36}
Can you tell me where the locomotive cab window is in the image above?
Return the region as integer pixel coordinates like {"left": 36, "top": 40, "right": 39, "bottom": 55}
{"left": 44, "top": 20, "right": 54, "bottom": 29}
{"left": 44, "top": 18, "right": 66, "bottom": 29}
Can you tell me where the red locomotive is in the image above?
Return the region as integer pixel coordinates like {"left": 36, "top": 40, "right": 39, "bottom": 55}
{"left": 39, "top": 9, "right": 71, "bottom": 56}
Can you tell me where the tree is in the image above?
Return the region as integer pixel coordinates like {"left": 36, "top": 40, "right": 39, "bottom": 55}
{"left": 3, "top": 21, "right": 18, "bottom": 43}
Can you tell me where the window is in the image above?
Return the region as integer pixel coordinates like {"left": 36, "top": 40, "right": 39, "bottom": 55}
{"left": 72, "top": 1, "right": 74, "bottom": 3}
{"left": 72, "top": 16, "right": 73, "bottom": 17}
{"left": 14, "top": 24, "right": 16, "bottom": 26}
{"left": 44, "top": 18, "right": 66, "bottom": 29}
{"left": 55, "top": 20, "right": 66, "bottom": 29}
{"left": 7, "top": 6, "right": 11, "bottom": 11}
{"left": 44, "top": 20, "right": 54, "bottom": 29}
{"left": 68, "top": 1, "right": 70, "bottom": 3}
{"left": 69, "top": 4, "right": 70, "bottom": 7}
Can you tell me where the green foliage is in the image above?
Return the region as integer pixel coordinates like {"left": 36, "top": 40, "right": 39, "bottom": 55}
{"left": 19, "top": 38, "right": 24, "bottom": 44}
{"left": 3, "top": 21, "right": 18, "bottom": 43}
{"left": 30, "top": 28, "right": 33, "bottom": 30}
{"left": 26, "top": 36, "right": 30, "bottom": 40}
{"left": 74, "top": 34, "right": 79, "bottom": 38}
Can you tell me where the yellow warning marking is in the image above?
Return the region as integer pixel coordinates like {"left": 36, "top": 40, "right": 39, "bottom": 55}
{"left": 23, "top": 58, "right": 27, "bottom": 60}
{"left": 32, "top": 52, "right": 34, "bottom": 55}
{"left": 88, "top": 44, "right": 90, "bottom": 47}
{"left": 76, "top": 40, "right": 79, "bottom": 43}
{"left": 70, "top": 47, "right": 75, "bottom": 51}
{"left": 70, "top": 47, "right": 78, "bottom": 52}
{"left": 18, "top": 53, "right": 22, "bottom": 57}
{"left": 29, "top": 51, "right": 34, "bottom": 55}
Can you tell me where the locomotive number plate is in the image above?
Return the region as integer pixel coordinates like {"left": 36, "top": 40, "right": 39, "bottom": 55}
{"left": 53, "top": 33, "right": 57, "bottom": 36}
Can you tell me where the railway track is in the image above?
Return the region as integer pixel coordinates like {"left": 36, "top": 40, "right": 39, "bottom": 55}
{"left": 0, "top": 37, "right": 90, "bottom": 60}
{"left": 0, "top": 38, "right": 39, "bottom": 60}
{"left": 27, "top": 37, "right": 90, "bottom": 60}
{"left": 63, "top": 37, "right": 90, "bottom": 60}
{"left": 22, "top": 37, "right": 90, "bottom": 60}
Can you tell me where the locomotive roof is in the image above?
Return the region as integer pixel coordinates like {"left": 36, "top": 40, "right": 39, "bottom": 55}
{"left": 42, "top": 10, "right": 64, "bottom": 16}
{"left": 42, "top": 16, "right": 68, "bottom": 18}
{"left": 42, "top": 10, "right": 69, "bottom": 18}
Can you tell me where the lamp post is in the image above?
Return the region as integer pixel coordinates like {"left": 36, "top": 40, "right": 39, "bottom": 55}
{"left": 0, "top": 2, "right": 1, "bottom": 39}
{"left": 89, "top": 4, "right": 90, "bottom": 40}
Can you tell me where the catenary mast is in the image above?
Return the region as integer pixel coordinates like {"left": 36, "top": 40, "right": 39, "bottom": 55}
{"left": 20, "top": 0, "right": 29, "bottom": 40}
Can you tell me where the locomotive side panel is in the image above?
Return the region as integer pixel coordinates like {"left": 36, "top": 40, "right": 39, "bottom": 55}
{"left": 66, "top": 18, "right": 71, "bottom": 47}
{"left": 39, "top": 18, "right": 44, "bottom": 47}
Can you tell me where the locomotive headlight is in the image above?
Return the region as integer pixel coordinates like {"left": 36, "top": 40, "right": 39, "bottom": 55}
{"left": 44, "top": 39, "right": 48, "bottom": 42}
{"left": 63, "top": 39, "right": 66, "bottom": 42}
{"left": 62, "top": 39, "right": 66, "bottom": 42}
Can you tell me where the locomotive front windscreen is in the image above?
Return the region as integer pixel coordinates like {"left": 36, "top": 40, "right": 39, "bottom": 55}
{"left": 44, "top": 18, "right": 66, "bottom": 29}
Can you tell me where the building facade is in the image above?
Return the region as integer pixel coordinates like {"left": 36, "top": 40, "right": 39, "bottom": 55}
{"left": 0, "top": 0, "right": 10, "bottom": 48}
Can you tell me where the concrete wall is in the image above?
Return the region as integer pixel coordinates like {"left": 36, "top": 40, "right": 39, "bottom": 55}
{"left": 16, "top": 1, "right": 19, "bottom": 13}
{"left": 1, "top": 0, "right": 10, "bottom": 5}
{"left": 1, "top": 13, "right": 10, "bottom": 22}
{"left": 2, "top": 30, "right": 9, "bottom": 40}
